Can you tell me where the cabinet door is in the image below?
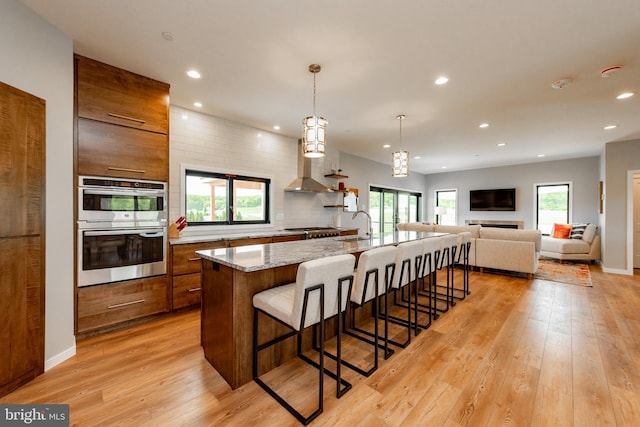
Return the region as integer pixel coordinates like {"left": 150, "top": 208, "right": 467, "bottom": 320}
{"left": 75, "top": 55, "right": 169, "bottom": 134}
{"left": 77, "top": 118, "right": 169, "bottom": 181}
{"left": 0, "top": 237, "right": 44, "bottom": 396}
{"left": 77, "top": 275, "right": 169, "bottom": 334}
{"left": 228, "top": 237, "right": 272, "bottom": 247}
{"left": 0, "top": 82, "right": 45, "bottom": 238}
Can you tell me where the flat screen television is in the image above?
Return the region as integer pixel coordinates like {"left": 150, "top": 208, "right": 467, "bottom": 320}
{"left": 470, "top": 188, "right": 516, "bottom": 211}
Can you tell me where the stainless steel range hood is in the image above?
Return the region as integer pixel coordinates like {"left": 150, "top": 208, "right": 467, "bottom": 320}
{"left": 284, "top": 141, "right": 333, "bottom": 193}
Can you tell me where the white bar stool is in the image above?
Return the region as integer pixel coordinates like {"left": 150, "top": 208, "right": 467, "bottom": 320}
{"left": 252, "top": 254, "right": 355, "bottom": 425}
{"left": 386, "top": 240, "right": 424, "bottom": 347}
{"left": 342, "top": 245, "right": 398, "bottom": 374}
{"left": 453, "top": 231, "right": 472, "bottom": 300}
{"left": 434, "top": 234, "right": 459, "bottom": 313}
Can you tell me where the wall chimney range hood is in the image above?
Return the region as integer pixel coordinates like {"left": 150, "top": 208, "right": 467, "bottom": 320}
{"left": 284, "top": 141, "right": 333, "bottom": 193}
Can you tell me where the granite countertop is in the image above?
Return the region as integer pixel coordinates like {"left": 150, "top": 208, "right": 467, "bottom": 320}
{"left": 169, "top": 228, "right": 358, "bottom": 245}
{"left": 196, "top": 231, "right": 447, "bottom": 272}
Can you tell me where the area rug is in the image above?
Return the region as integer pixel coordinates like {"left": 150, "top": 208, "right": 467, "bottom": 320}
{"left": 534, "top": 258, "right": 592, "bottom": 287}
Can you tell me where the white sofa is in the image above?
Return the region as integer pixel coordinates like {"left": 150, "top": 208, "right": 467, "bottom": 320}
{"left": 540, "top": 223, "right": 600, "bottom": 263}
{"left": 397, "top": 223, "right": 541, "bottom": 278}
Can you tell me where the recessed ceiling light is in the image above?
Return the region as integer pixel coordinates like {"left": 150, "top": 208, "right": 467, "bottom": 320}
{"left": 479, "top": 123, "right": 490, "bottom": 128}
{"left": 383, "top": 144, "right": 391, "bottom": 148}
{"left": 414, "top": 156, "right": 421, "bottom": 160}
{"left": 273, "top": 125, "right": 280, "bottom": 130}
{"left": 187, "top": 69, "right": 201, "bottom": 79}
{"left": 603, "top": 124, "right": 617, "bottom": 130}
{"left": 537, "top": 154, "right": 545, "bottom": 158}
{"left": 617, "top": 92, "right": 634, "bottom": 100}
{"left": 441, "top": 166, "right": 447, "bottom": 169}
{"left": 193, "top": 102, "right": 202, "bottom": 108}
{"left": 181, "top": 113, "right": 188, "bottom": 120}
{"left": 257, "top": 133, "right": 263, "bottom": 138}
{"left": 435, "top": 76, "right": 449, "bottom": 85}
{"left": 497, "top": 142, "right": 506, "bottom": 147}
{"left": 161, "top": 31, "right": 174, "bottom": 42}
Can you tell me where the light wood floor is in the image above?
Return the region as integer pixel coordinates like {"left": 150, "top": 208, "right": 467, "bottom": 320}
{"left": 3, "top": 266, "right": 640, "bottom": 426}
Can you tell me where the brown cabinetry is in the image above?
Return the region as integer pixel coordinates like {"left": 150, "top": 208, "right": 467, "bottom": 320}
{"left": 77, "top": 276, "right": 169, "bottom": 334}
{"left": 169, "top": 241, "right": 227, "bottom": 310}
{"left": 228, "top": 236, "right": 273, "bottom": 247}
{"left": 74, "top": 55, "right": 169, "bottom": 181}
{"left": 272, "top": 234, "right": 305, "bottom": 243}
{"left": 0, "top": 82, "right": 45, "bottom": 397}
{"left": 76, "top": 55, "right": 169, "bottom": 134}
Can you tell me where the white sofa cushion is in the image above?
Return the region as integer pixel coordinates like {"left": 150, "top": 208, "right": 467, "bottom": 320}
{"left": 479, "top": 227, "right": 542, "bottom": 252}
{"left": 541, "top": 236, "right": 590, "bottom": 254}
{"left": 581, "top": 223, "right": 596, "bottom": 244}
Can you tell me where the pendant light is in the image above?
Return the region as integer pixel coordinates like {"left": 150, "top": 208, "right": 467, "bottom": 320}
{"left": 392, "top": 114, "right": 409, "bottom": 177}
{"left": 302, "top": 64, "right": 327, "bottom": 158}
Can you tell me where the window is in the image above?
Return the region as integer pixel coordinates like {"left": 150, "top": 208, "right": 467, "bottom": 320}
{"left": 369, "top": 186, "right": 421, "bottom": 236}
{"left": 535, "top": 182, "right": 571, "bottom": 235}
{"left": 435, "top": 189, "right": 457, "bottom": 225}
{"left": 185, "top": 169, "right": 270, "bottom": 225}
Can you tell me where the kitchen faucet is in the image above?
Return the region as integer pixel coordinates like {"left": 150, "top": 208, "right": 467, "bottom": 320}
{"left": 352, "top": 210, "right": 372, "bottom": 237}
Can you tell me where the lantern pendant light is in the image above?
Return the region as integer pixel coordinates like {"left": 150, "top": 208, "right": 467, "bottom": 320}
{"left": 392, "top": 114, "right": 409, "bottom": 177}
{"left": 302, "top": 64, "right": 327, "bottom": 158}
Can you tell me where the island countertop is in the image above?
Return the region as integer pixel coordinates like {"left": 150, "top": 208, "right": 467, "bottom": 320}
{"left": 196, "top": 231, "right": 447, "bottom": 272}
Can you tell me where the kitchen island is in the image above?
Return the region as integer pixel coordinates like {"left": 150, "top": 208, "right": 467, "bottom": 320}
{"left": 197, "top": 231, "right": 445, "bottom": 389}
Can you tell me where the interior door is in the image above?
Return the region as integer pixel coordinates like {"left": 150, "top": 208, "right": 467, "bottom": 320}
{"left": 634, "top": 176, "right": 640, "bottom": 268}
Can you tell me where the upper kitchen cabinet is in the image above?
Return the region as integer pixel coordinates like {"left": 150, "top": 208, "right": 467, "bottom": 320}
{"left": 74, "top": 55, "right": 170, "bottom": 181}
{"left": 75, "top": 55, "right": 169, "bottom": 134}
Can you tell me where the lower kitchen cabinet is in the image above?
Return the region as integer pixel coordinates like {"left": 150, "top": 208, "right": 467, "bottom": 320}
{"left": 272, "top": 234, "right": 305, "bottom": 243}
{"left": 227, "top": 236, "right": 272, "bottom": 247}
{"left": 169, "top": 240, "right": 227, "bottom": 310}
{"left": 76, "top": 275, "right": 169, "bottom": 334}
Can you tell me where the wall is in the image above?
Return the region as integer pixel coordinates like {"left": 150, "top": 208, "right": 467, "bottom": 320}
{"left": 0, "top": 1, "right": 75, "bottom": 368}
{"left": 603, "top": 138, "right": 640, "bottom": 272}
{"left": 169, "top": 106, "right": 347, "bottom": 233}
{"left": 335, "top": 152, "right": 427, "bottom": 232}
{"left": 424, "top": 157, "right": 600, "bottom": 229}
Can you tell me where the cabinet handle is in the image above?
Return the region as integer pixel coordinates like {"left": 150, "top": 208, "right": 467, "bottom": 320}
{"left": 188, "top": 287, "right": 201, "bottom": 293}
{"left": 107, "top": 299, "right": 145, "bottom": 309}
{"left": 108, "top": 166, "right": 146, "bottom": 174}
{"left": 107, "top": 113, "right": 146, "bottom": 124}
{"left": 188, "top": 257, "right": 200, "bottom": 262}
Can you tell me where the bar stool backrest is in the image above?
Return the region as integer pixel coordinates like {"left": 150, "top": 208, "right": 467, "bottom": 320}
{"left": 422, "top": 236, "right": 443, "bottom": 277}
{"left": 392, "top": 240, "right": 423, "bottom": 289}
{"left": 352, "top": 245, "right": 397, "bottom": 305}
{"left": 293, "top": 254, "right": 356, "bottom": 330}
{"left": 456, "top": 232, "right": 472, "bottom": 263}
{"left": 439, "top": 234, "right": 459, "bottom": 269}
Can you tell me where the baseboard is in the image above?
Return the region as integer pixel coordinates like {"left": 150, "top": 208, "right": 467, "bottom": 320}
{"left": 601, "top": 265, "right": 633, "bottom": 276}
{"left": 45, "top": 344, "right": 77, "bottom": 371}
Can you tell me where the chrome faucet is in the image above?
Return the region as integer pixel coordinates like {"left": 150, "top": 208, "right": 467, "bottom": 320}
{"left": 352, "top": 210, "right": 372, "bottom": 237}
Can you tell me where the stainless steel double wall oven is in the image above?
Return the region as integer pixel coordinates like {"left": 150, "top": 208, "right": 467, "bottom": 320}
{"left": 77, "top": 176, "right": 167, "bottom": 287}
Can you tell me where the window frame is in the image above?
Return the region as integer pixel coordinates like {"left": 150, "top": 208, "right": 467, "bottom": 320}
{"left": 434, "top": 188, "right": 458, "bottom": 225}
{"left": 184, "top": 167, "right": 271, "bottom": 226}
{"left": 369, "top": 185, "right": 422, "bottom": 236}
{"left": 534, "top": 181, "right": 572, "bottom": 235}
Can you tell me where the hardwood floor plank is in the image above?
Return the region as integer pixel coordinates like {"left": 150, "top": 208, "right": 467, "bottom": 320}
{"left": 2, "top": 267, "right": 639, "bottom": 426}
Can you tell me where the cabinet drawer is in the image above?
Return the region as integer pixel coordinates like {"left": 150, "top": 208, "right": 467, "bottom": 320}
{"left": 272, "top": 234, "right": 304, "bottom": 243}
{"left": 77, "top": 275, "right": 169, "bottom": 333}
{"left": 172, "top": 241, "right": 226, "bottom": 276}
{"left": 77, "top": 118, "right": 169, "bottom": 181}
{"left": 172, "top": 273, "right": 202, "bottom": 310}
{"left": 76, "top": 55, "right": 169, "bottom": 134}
{"left": 228, "top": 237, "right": 272, "bottom": 247}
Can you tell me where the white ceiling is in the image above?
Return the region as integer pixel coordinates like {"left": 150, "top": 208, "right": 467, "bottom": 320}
{"left": 22, "top": 0, "right": 640, "bottom": 174}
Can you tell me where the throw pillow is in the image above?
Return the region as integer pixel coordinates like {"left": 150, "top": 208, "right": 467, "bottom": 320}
{"left": 552, "top": 223, "right": 572, "bottom": 239}
{"left": 570, "top": 223, "right": 588, "bottom": 239}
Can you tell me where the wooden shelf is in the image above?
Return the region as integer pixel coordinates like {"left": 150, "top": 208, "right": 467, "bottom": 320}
{"left": 324, "top": 173, "right": 349, "bottom": 179}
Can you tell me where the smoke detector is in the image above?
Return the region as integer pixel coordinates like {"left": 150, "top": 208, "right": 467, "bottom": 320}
{"left": 601, "top": 66, "right": 621, "bottom": 78}
{"left": 551, "top": 78, "right": 572, "bottom": 90}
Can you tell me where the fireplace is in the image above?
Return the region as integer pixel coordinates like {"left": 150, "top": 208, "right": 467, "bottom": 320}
{"left": 465, "top": 219, "right": 524, "bottom": 229}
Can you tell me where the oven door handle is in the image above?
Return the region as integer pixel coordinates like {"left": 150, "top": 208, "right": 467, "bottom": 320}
{"left": 82, "top": 188, "right": 165, "bottom": 198}
{"left": 83, "top": 229, "right": 164, "bottom": 237}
